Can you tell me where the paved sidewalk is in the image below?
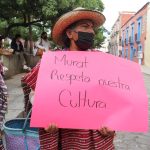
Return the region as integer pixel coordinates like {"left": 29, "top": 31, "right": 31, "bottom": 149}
{"left": 5, "top": 73, "right": 25, "bottom": 120}
{"left": 141, "top": 65, "right": 150, "bottom": 75}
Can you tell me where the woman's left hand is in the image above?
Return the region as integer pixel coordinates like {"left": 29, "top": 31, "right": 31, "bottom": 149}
{"left": 0, "top": 130, "right": 3, "bottom": 139}
{"left": 44, "top": 123, "right": 58, "bottom": 134}
{"left": 99, "top": 127, "right": 115, "bottom": 137}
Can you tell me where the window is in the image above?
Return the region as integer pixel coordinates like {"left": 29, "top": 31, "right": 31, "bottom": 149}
{"left": 131, "top": 23, "right": 134, "bottom": 42}
{"left": 126, "top": 27, "right": 129, "bottom": 44}
{"left": 137, "top": 44, "right": 143, "bottom": 59}
{"left": 130, "top": 46, "right": 134, "bottom": 60}
{"left": 122, "top": 30, "right": 125, "bottom": 46}
{"left": 138, "top": 44, "right": 142, "bottom": 51}
{"left": 122, "top": 47, "right": 124, "bottom": 58}
{"left": 137, "top": 17, "right": 142, "bottom": 41}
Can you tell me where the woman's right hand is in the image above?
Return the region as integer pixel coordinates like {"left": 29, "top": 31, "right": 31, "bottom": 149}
{"left": 99, "top": 127, "right": 115, "bottom": 137}
{"left": 44, "top": 123, "right": 58, "bottom": 134}
{"left": 0, "top": 130, "right": 3, "bottom": 139}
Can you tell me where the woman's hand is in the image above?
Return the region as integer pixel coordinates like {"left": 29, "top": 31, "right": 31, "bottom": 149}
{"left": 44, "top": 123, "right": 58, "bottom": 134}
{"left": 99, "top": 127, "right": 115, "bottom": 137}
{"left": 0, "top": 130, "right": 3, "bottom": 139}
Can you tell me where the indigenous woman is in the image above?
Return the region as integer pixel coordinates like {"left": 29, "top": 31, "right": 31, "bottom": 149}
{"left": 22, "top": 8, "right": 115, "bottom": 150}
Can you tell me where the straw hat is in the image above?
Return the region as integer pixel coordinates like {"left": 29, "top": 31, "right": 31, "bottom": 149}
{"left": 52, "top": 7, "right": 106, "bottom": 46}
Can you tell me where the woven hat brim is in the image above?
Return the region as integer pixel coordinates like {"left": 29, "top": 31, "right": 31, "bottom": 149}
{"left": 52, "top": 10, "right": 106, "bottom": 46}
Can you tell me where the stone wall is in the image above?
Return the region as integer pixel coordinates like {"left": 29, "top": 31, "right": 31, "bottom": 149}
{"left": 1, "top": 53, "right": 40, "bottom": 78}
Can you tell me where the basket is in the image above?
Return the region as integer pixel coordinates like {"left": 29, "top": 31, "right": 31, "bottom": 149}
{"left": 3, "top": 110, "right": 40, "bottom": 150}
{"left": 0, "top": 49, "right": 13, "bottom": 56}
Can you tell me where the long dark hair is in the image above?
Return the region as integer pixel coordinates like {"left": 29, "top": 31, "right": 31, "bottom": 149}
{"left": 14, "top": 34, "right": 21, "bottom": 40}
{"left": 61, "top": 22, "right": 78, "bottom": 48}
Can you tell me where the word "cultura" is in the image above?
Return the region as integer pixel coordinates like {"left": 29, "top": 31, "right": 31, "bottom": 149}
{"left": 58, "top": 89, "right": 106, "bottom": 109}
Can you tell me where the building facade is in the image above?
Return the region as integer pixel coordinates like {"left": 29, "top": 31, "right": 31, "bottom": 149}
{"left": 109, "top": 12, "right": 135, "bottom": 56}
{"left": 110, "top": 2, "right": 150, "bottom": 67}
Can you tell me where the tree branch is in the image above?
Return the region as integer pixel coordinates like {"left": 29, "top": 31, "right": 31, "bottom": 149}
{"left": 7, "top": 19, "right": 43, "bottom": 31}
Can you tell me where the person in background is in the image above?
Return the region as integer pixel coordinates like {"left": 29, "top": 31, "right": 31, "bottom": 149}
{"left": 34, "top": 32, "right": 51, "bottom": 56}
{"left": 22, "top": 8, "right": 115, "bottom": 150}
{"left": 0, "top": 35, "right": 9, "bottom": 75}
{"left": 0, "top": 62, "right": 8, "bottom": 150}
{"left": 3, "top": 36, "right": 12, "bottom": 49}
{"left": 0, "top": 36, "right": 3, "bottom": 49}
{"left": 11, "top": 34, "right": 31, "bottom": 71}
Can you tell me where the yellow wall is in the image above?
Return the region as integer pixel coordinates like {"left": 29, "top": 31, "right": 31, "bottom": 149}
{"left": 144, "top": 4, "right": 150, "bottom": 67}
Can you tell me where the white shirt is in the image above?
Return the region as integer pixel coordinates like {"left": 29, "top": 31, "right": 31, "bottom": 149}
{"left": 35, "top": 38, "right": 51, "bottom": 52}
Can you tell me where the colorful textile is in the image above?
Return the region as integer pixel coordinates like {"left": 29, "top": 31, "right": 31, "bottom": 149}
{"left": 22, "top": 61, "right": 115, "bottom": 150}
{"left": 21, "top": 62, "right": 40, "bottom": 113}
{"left": 0, "top": 141, "right": 5, "bottom": 150}
{"left": 0, "top": 74, "right": 7, "bottom": 128}
{"left": 0, "top": 64, "right": 8, "bottom": 150}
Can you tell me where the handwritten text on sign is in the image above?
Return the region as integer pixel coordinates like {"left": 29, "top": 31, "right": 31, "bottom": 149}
{"left": 31, "top": 51, "right": 148, "bottom": 132}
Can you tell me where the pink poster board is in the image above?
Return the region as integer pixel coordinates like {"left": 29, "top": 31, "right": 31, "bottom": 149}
{"left": 30, "top": 51, "right": 148, "bottom": 132}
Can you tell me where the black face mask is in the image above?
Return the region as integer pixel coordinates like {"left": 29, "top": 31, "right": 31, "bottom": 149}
{"left": 75, "top": 31, "right": 94, "bottom": 51}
